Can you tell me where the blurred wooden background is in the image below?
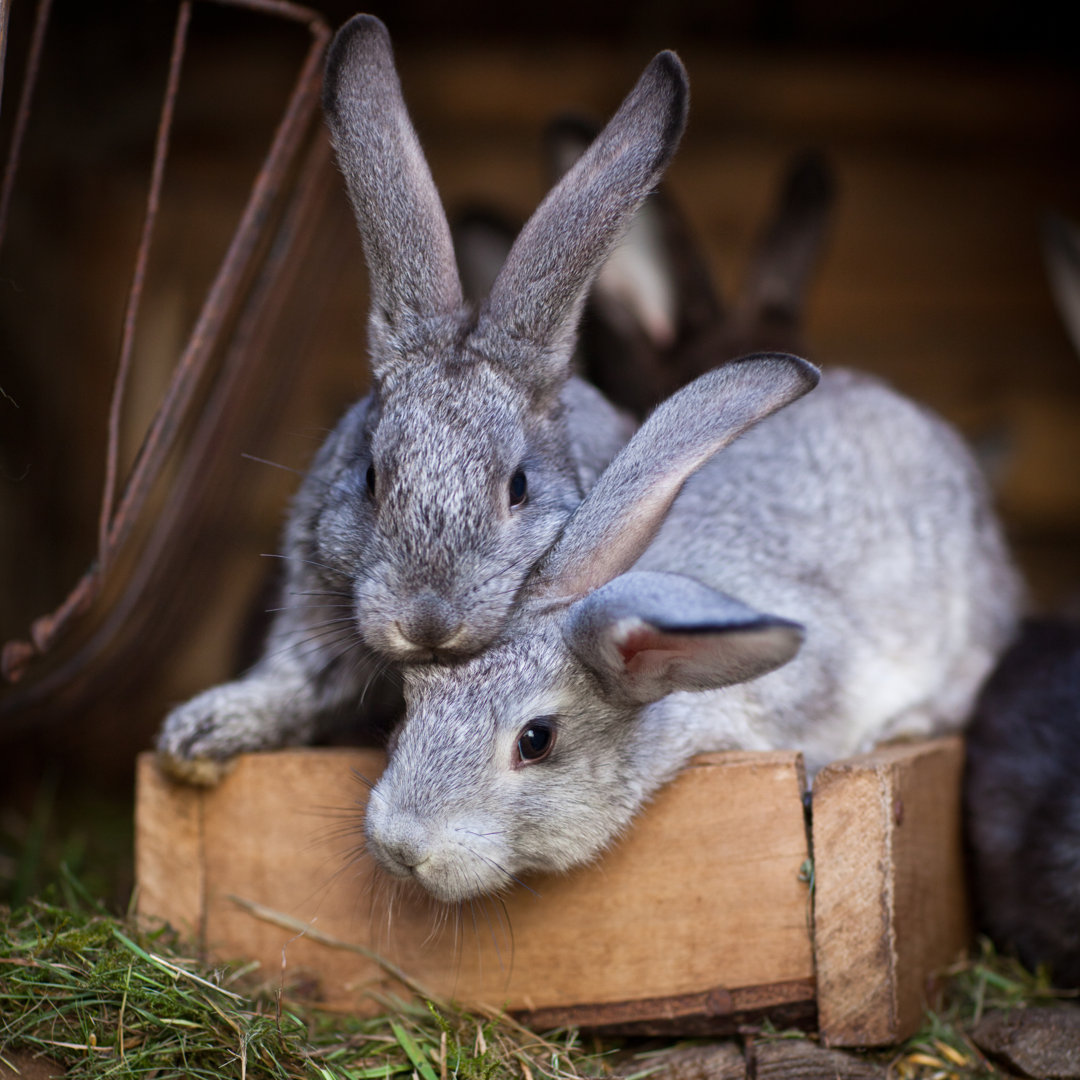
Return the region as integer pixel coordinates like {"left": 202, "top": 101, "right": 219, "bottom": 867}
{"left": 0, "top": 0, "right": 1077, "bottom": 807}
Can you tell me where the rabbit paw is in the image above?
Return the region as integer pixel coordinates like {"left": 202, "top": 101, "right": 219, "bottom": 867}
{"left": 156, "top": 680, "right": 304, "bottom": 786}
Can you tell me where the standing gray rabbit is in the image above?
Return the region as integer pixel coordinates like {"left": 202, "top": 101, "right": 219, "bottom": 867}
{"left": 364, "top": 354, "right": 1021, "bottom": 902}
{"left": 156, "top": 17, "right": 690, "bottom": 784}
{"left": 963, "top": 213, "right": 1080, "bottom": 987}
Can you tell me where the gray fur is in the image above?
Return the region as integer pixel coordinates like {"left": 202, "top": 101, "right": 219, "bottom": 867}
{"left": 964, "top": 619, "right": 1080, "bottom": 986}
{"left": 365, "top": 357, "right": 1022, "bottom": 902}
{"left": 548, "top": 122, "right": 836, "bottom": 418}
{"left": 156, "top": 17, "right": 686, "bottom": 783}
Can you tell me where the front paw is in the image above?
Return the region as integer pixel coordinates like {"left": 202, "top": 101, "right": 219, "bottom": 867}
{"left": 155, "top": 681, "right": 301, "bottom": 786}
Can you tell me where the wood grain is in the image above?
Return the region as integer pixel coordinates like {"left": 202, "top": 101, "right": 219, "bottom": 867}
{"left": 136, "top": 739, "right": 970, "bottom": 1042}
{"left": 134, "top": 753, "right": 204, "bottom": 941}
{"left": 136, "top": 748, "right": 814, "bottom": 1023}
{"left": 812, "top": 737, "right": 969, "bottom": 1046}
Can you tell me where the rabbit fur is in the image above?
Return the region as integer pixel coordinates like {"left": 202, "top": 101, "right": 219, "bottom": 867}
{"left": 364, "top": 354, "right": 1022, "bottom": 902}
{"left": 550, "top": 122, "right": 837, "bottom": 417}
{"left": 964, "top": 618, "right": 1080, "bottom": 986}
{"left": 961, "top": 214, "right": 1080, "bottom": 987}
{"left": 156, "top": 16, "right": 690, "bottom": 784}
{"left": 453, "top": 126, "right": 836, "bottom": 420}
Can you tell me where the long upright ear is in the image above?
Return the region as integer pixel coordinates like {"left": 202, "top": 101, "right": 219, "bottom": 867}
{"left": 475, "top": 51, "right": 689, "bottom": 390}
{"left": 545, "top": 112, "right": 721, "bottom": 353}
{"left": 1043, "top": 212, "right": 1080, "bottom": 358}
{"left": 565, "top": 571, "right": 804, "bottom": 704}
{"left": 735, "top": 149, "right": 836, "bottom": 337}
{"left": 534, "top": 353, "right": 819, "bottom": 599}
{"left": 323, "top": 16, "right": 462, "bottom": 366}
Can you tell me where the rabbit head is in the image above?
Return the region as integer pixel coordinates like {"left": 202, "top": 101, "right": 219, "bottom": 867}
{"left": 363, "top": 354, "right": 819, "bottom": 901}
{"left": 315, "top": 16, "right": 688, "bottom": 661}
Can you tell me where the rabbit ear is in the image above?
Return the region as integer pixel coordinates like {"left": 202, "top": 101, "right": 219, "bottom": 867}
{"left": 734, "top": 149, "right": 836, "bottom": 337}
{"left": 565, "top": 571, "right": 803, "bottom": 703}
{"left": 544, "top": 113, "right": 721, "bottom": 353}
{"left": 534, "top": 353, "right": 819, "bottom": 600}
{"left": 323, "top": 16, "right": 462, "bottom": 366}
{"left": 477, "top": 52, "right": 689, "bottom": 391}
{"left": 1043, "top": 212, "right": 1080, "bottom": 358}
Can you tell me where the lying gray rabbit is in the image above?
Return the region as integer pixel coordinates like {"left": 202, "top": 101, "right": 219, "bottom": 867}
{"left": 365, "top": 354, "right": 1021, "bottom": 902}
{"left": 156, "top": 17, "right": 689, "bottom": 783}
{"left": 963, "top": 213, "right": 1080, "bottom": 986}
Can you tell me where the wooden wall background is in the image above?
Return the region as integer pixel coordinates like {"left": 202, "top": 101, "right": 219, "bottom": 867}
{"left": 0, "top": 0, "right": 1078, "bottom": 801}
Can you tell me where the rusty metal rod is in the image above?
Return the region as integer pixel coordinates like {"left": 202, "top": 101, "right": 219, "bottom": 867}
{"left": 2, "top": 0, "right": 331, "bottom": 684}
{"left": 0, "top": 0, "right": 52, "bottom": 252}
{"left": 0, "top": 0, "right": 13, "bottom": 118}
{"left": 0, "top": 135, "right": 336, "bottom": 725}
{"left": 96, "top": 11, "right": 330, "bottom": 583}
{"left": 99, "top": 1, "right": 193, "bottom": 577}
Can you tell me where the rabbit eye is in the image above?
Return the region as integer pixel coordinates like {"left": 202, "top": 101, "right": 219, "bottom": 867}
{"left": 515, "top": 717, "right": 556, "bottom": 765}
{"left": 365, "top": 465, "right": 376, "bottom": 497}
{"left": 509, "top": 469, "right": 528, "bottom": 508}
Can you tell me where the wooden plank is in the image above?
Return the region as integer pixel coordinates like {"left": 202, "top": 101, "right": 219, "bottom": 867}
{"left": 134, "top": 753, "right": 204, "bottom": 941}
{"left": 812, "top": 737, "right": 969, "bottom": 1047}
{"left": 136, "top": 748, "right": 815, "bottom": 1025}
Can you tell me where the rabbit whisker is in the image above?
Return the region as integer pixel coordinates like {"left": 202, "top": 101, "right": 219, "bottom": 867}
{"left": 260, "top": 552, "right": 350, "bottom": 577}
{"left": 240, "top": 452, "right": 311, "bottom": 478}
{"left": 458, "top": 838, "right": 540, "bottom": 899}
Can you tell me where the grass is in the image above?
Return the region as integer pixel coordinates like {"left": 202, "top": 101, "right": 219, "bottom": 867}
{"left": 7, "top": 888, "right": 1074, "bottom": 1080}
{"left": 0, "top": 887, "right": 614, "bottom": 1080}
{"left": 888, "top": 938, "right": 1079, "bottom": 1079}
{"left": 3, "top": 786, "right": 1077, "bottom": 1080}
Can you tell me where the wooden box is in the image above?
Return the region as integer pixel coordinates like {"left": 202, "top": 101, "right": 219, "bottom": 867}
{"left": 135, "top": 738, "right": 968, "bottom": 1047}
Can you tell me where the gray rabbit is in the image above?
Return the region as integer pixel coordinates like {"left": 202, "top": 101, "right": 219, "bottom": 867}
{"left": 962, "top": 213, "right": 1080, "bottom": 986}
{"left": 365, "top": 355, "right": 1021, "bottom": 902}
{"left": 156, "top": 17, "right": 689, "bottom": 783}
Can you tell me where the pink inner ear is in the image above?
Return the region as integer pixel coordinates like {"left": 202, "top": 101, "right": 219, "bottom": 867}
{"left": 617, "top": 626, "right": 681, "bottom": 675}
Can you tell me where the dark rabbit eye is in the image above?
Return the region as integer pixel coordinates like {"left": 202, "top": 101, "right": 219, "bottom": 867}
{"left": 516, "top": 717, "right": 556, "bottom": 765}
{"left": 509, "top": 469, "right": 528, "bottom": 508}
{"left": 366, "top": 465, "right": 376, "bottom": 497}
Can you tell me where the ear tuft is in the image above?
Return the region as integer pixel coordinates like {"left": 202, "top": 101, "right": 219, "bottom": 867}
{"left": 649, "top": 51, "right": 690, "bottom": 159}
{"left": 322, "top": 15, "right": 392, "bottom": 123}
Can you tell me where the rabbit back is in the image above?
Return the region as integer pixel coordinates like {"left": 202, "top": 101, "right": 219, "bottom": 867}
{"left": 964, "top": 618, "right": 1080, "bottom": 986}
{"left": 637, "top": 368, "right": 1022, "bottom": 772}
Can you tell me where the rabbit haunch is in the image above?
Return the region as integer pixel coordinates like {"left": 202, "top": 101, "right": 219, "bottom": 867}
{"left": 365, "top": 356, "right": 1021, "bottom": 903}
{"left": 154, "top": 17, "right": 688, "bottom": 783}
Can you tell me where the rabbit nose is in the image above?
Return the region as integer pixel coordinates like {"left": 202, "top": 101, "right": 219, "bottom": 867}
{"left": 371, "top": 814, "right": 432, "bottom": 874}
{"left": 384, "top": 836, "right": 429, "bottom": 871}
{"left": 398, "top": 594, "right": 461, "bottom": 649}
